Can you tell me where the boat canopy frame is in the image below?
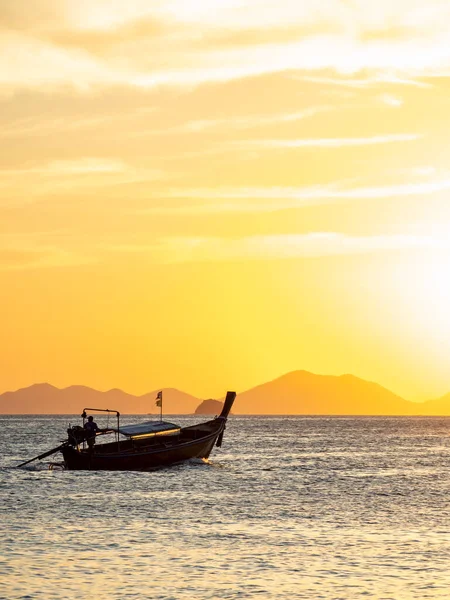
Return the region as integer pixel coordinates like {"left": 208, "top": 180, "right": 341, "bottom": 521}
{"left": 81, "top": 407, "right": 121, "bottom": 449}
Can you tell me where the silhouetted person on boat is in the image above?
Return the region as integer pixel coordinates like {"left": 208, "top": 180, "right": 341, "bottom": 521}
{"left": 84, "top": 416, "right": 100, "bottom": 451}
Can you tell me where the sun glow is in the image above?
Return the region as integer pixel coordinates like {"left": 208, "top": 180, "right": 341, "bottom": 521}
{"left": 2, "top": 1, "right": 450, "bottom": 402}
{"left": 399, "top": 253, "right": 450, "bottom": 337}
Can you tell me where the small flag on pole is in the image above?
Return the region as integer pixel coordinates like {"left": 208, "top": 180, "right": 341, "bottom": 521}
{"left": 155, "top": 391, "right": 163, "bottom": 422}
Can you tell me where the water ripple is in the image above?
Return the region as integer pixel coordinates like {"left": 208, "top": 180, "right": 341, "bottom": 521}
{"left": 1, "top": 415, "right": 450, "bottom": 599}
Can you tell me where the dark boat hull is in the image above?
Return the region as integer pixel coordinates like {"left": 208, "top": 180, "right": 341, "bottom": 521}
{"left": 62, "top": 419, "right": 226, "bottom": 471}
{"left": 17, "top": 393, "right": 236, "bottom": 472}
{"left": 60, "top": 391, "right": 236, "bottom": 472}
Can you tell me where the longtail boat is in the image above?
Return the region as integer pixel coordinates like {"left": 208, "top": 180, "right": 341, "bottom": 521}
{"left": 18, "top": 391, "right": 236, "bottom": 471}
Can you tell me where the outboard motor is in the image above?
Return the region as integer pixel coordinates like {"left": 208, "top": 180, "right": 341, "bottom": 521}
{"left": 67, "top": 425, "right": 86, "bottom": 446}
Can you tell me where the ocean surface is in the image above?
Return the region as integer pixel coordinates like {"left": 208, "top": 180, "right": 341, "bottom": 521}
{"left": 1, "top": 415, "right": 450, "bottom": 600}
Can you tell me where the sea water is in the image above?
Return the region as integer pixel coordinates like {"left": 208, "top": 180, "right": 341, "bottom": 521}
{"left": 1, "top": 415, "right": 449, "bottom": 599}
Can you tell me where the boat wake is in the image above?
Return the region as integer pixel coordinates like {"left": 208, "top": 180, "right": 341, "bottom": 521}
{"left": 186, "top": 458, "right": 225, "bottom": 468}
{"left": 182, "top": 457, "right": 209, "bottom": 466}
{"left": 17, "top": 461, "right": 65, "bottom": 472}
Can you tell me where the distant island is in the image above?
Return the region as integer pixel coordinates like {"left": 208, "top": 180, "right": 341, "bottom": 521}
{"left": 1, "top": 370, "right": 450, "bottom": 415}
{"left": 195, "top": 399, "right": 229, "bottom": 415}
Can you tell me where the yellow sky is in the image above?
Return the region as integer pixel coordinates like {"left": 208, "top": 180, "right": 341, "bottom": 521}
{"left": 1, "top": 1, "right": 450, "bottom": 401}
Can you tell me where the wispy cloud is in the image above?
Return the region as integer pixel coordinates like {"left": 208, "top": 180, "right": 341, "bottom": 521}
{"left": 238, "top": 133, "right": 420, "bottom": 149}
{"left": 43, "top": 158, "right": 127, "bottom": 175}
{"left": 156, "top": 233, "right": 447, "bottom": 263}
{"left": 0, "top": 233, "right": 96, "bottom": 271}
{"left": 379, "top": 93, "right": 404, "bottom": 107}
{"left": 2, "top": 2, "right": 450, "bottom": 92}
{"left": 0, "top": 107, "right": 157, "bottom": 139}
{"left": 298, "top": 73, "right": 432, "bottom": 89}
{"left": 0, "top": 158, "right": 127, "bottom": 177}
{"left": 174, "top": 106, "right": 332, "bottom": 133}
{"left": 0, "top": 159, "right": 165, "bottom": 203}
{"left": 0, "top": 115, "right": 113, "bottom": 139}
{"left": 129, "top": 106, "right": 333, "bottom": 138}
{"left": 0, "top": 250, "right": 96, "bottom": 271}
{"left": 149, "top": 177, "right": 450, "bottom": 215}
{"left": 162, "top": 132, "right": 422, "bottom": 162}
{"left": 1, "top": 231, "right": 446, "bottom": 271}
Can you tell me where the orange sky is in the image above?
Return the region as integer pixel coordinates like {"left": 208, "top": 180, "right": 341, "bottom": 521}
{"left": 1, "top": 1, "right": 450, "bottom": 401}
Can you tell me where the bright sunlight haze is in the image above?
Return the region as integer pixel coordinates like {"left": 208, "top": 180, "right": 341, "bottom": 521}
{"left": 1, "top": 1, "right": 450, "bottom": 403}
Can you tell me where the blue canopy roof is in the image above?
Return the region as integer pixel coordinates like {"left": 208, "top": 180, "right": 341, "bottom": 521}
{"left": 116, "top": 420, "right": 180, "bottom": 438}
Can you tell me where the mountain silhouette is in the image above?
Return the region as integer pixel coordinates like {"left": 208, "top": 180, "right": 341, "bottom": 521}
{"left": 0, "top": 383, "right": 200, "bottom": 415}
{"left": 419, "top": 392, "right": 450, "bottom": 416}
{"left": 195, "top": 399, "right": 226, "bottom": 415}
{"left": 1, "top": 370, "right": 450, "bottom": 415}
{"left": 235, "top": 371, "right": 416, "bottom": 415}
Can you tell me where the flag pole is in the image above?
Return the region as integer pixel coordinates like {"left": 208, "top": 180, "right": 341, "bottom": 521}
{"left": 155, "top": 391, "right": 163, "bottom": 422}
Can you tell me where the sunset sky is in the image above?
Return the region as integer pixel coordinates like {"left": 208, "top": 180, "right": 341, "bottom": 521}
{"left": 1, "top": 1, "right": 450, "bottom": 401}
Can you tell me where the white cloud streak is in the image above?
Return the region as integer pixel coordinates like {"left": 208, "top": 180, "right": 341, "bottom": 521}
{"left": 298, "top": 74, "right": 432, "bottom": 89}
{"left": 2, "top": 2, "right": 450, "bottom": 91}
{"left": 176, "top": 106, "right": 332, "bottom": 132}
{"left": 379, "top": 94, "right": 404, "bottom": 107}
{"left": 130, "top": 106, "right": 333, "bottom": 138}
{"left": 0, "top": 159, "right": 165, "bottom": 205}
{"left": 158, "top": 233, "right": 447, "bottom": 263}
{"left": 0, "top": 158, "right": 127, "bottom": 177}
{"left": 239, "top": 133, "right": 420, "bottom": 149}
{"left": 0, "top": 234, "right": 96, "bottom": 271}
{"left": 148, "top": 177, "right": 450, "bottom": 215}
{"left": 1, "top": 229, "right": 447, "bottom": 271}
